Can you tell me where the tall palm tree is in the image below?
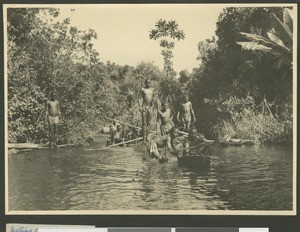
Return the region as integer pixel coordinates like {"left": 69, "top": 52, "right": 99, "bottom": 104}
{"left": 149, "top": 19, "right": 185, "bottom": 77}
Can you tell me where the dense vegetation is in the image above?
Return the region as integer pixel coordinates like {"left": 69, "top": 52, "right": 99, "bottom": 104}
{"left": 7, "top": 7, "right": 293, "bottom": 145}
{"left": 188, "top": 7, "right": 293, "bottom": 143}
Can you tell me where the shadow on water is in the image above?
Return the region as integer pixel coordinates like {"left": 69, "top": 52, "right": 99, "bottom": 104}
{"left": 8, "top": 140, "right": 293, "bottom": 211}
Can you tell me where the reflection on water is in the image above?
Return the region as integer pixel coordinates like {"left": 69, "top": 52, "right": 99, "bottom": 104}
{"left": 8, "top": 139, "right": 293, "bottom": 211}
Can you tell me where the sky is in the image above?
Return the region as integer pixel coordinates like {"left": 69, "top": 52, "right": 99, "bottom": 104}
{"left": 58, "top": 4, "right": 224, "bottom": 73}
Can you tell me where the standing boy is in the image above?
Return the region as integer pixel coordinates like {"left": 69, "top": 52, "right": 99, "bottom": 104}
{"left": 45, "top": 91, "right": 61, "bottom": 148}
{"left": 177, "top": 94, "right": 196, "bottom": 132}
{"left": 139, "top": 79, "right": 156, "bottom": 141}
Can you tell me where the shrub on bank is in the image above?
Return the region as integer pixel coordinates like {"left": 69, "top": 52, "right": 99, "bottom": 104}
{"left": 207, "top": 95, "right": 292, "bottom": 143}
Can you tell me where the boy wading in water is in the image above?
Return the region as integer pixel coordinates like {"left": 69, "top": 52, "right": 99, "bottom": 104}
{"left": 45, "top": 91, "right": 61, "bottom": 148}
{"left": 177, "top": 94, "right": 196, "bottom": 132}
{"left": 139, "top": 79, "right": 156, "bottom": 141}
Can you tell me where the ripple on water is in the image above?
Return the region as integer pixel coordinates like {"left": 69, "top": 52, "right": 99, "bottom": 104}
{"left": 8, "top": 143, "right": 293, "bottom": 211}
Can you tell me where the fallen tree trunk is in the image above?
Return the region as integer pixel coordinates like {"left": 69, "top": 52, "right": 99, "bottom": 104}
{"left": 8, "top": 143, "right": 72, "bottom": 150}
{"left": 8, "top": 143, "right": 43, "bottom": 149}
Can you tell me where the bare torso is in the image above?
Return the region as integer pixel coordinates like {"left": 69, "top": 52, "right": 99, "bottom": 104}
{"left": 47, "top": 100, "right": 60, "bottom": 117}
{"left": 180, "top": 101, "right": 192, "bottom": 120}
{"left": 141, "top": 87, "right": 155, "bottom": 106}
{"left": 159, "top": 109, "right": 173, "bottom": 128}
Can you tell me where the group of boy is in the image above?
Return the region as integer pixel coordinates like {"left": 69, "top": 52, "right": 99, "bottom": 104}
{"left": 139, "top": 79, "right": 213, "bottom": 163}
{"left": 148, "top": 127, "right": 213, "bottom": 163}
{"left": 107, "top": 120, "right": 143, "bottom": 146}
{"left": 44, "top": 79, "right": 212, "bottom": 154}
{"left": 139, "top": 79, "right": 196, "bottom": 138}
{"left": 107, "top": 120, "right": 125, "bottom": 146}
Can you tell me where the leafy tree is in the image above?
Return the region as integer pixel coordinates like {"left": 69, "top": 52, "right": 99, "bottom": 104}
{"left": 189, "top": 7, "right": 292, "bottom": 140}
{"left": 197, "top": 37, "right": 217, "bottom": 64}
{"left": 7, "top": 8, "right": 115, "bottom": 144}
{"left": 149, "top": 19, "right": 185, "bottom": 77}
{"left": 8, "top": 8, "right": 176, "bottom": 144}
{"left": 178, "top": 69, "right": 190, "bottom": 84}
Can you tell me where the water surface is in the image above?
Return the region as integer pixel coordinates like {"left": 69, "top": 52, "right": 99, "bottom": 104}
{"left": 8, "top": 138, "right": 293, "bottom": 211}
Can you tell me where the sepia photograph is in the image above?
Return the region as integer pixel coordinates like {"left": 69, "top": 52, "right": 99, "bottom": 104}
{"left": 4, "top": 3, "right": 297, "bottom": 214}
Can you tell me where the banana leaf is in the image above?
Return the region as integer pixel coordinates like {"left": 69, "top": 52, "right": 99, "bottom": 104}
{"left": 267, "top": 31, "right": 291, "bottom": 53}
{"left": 268, "top": 46, "right": 291, "bottom": 57}
{"left": 267, "top": 31, "right": 285, "bottom": 47}
{"left": 283, "top": 8, "right": 293, "bottom": 33}
{"left": 236, "top": 42, "right": 272, "bottom": 51}
{"left": 240, "top": 31, "right": 291, "bottom": 53}
{"left": 271, "top": 13, "right": 293, "bottom": 50}
{"left": 240, "top": 32, "right": 274, "bottom": 47}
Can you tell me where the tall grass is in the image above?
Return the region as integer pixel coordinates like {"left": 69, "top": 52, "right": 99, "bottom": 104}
{"left": 208, "top": 96, "right": 292, "bottom": 143}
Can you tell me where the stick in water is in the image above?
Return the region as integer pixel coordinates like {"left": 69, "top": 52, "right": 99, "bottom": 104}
{"left": 85, "top": 137, "right": 143, "bottom": 151}
{"left": 104, "top": 116, "right": 156, "bottom": 133}
{"left": 104, "top": 116, "right": 142, "bottom": 130}
{"left": 106, "top": 137, "right": 143, "bottom": 148}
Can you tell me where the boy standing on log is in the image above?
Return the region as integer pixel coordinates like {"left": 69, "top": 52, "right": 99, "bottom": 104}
{"left": 177, "top": 94, "right": 196, "bottom": 132}
{"left": 45, "top": 91, "right": 61, "bottom": 148}
{"left": 139, "top": 79, "right": 156, "bottom": 141}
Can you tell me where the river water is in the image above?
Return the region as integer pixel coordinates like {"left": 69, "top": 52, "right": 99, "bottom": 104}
{"left": 8, "top": 137, "right": 293, "bottom": 211}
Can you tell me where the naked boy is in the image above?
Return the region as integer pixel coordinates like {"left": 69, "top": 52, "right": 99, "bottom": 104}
{"left": 45, "top": 91, "right": 61, "bottom": 148}
{"left": 139, "top": 79, "right": 155, "bottom": 141}
{"left": 177, "top": 94, "right": 196, "bottom": 132}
